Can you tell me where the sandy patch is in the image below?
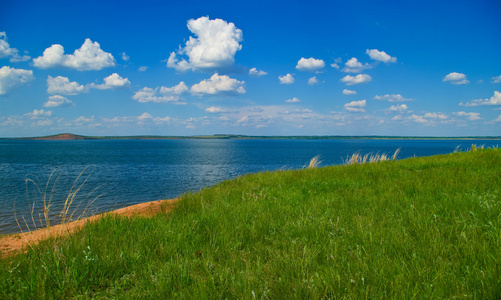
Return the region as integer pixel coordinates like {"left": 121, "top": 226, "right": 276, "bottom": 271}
{"left": 0, "top": 198, "right": 178, "bottom": 259}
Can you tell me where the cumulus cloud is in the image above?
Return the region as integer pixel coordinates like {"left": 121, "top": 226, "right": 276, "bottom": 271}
{"left": 132, "top": 82, "right": 188, "bottom": 104}
{"left": 138, "top": 112, "right": 153, "bottom": 120}
{"left": 191, "top": 73, "right": 245, "bottom": 95}
{"left": 43, "top": 95, "right": 74, "bottom": 108}
{"left": 366, "top": 49, "right": 397, "bottom": 63}
{"left": 343, "top": 89, "right": 357, "bottom": 95}
{"left": 423, "top": 112, "right": 448, "bottom": 119}
{"left": 0, "top": 66, "right": 34, "bottom": 95}
{"left": 308, "top": 76, "right": 319, "bottom": 85}
{"left": 167, "top": 16, "right": 243, "bottom": 72}
{"left": 296, "top": 57, "right": 325, "bottom": 72}
{"left": 455, "top": 111, "right": 481, "bottom": 121}
{"left": 388, "top": 104, "right": 408, "bottom": 112}
{"left": 460, "top": 91, "right": 501, "bottom": 106}
{"left": 374, "top": 94, "right": 413, "bottom": 102}
{"left": 341, "top": 74, "right": 371, "bottom": 85}
{"left": 205, "top": 106, "right": 224, "bottom": 113}
{"left": 285, "top": 97, "right": 300, "bottom": 103}
{"left": 33, "top": 38, "right": 116, "bottom": 71}
{"left": 91, "top": 73, "right": 131, "bottom": 90}
{"left": 24, "top": 109, "right": 52, "bottom": 118}
{"left": 443, "top": 72, "right": 469, "bottom": 85}
{"left": 138, "top": 66, "right": 148, "bottom": 72}
{"left": 47, "top": 76, "right": 86, "bottom": 95}
{"left": 343, "top": 57, "right": 371, "bottom": 73}
{"left": 279, "top": 73, "right": 295, "bottom": 84}
{"left": 0, "top": 32, "right": 31, "bottom": 62}
{"left": 491, "top": 75, "right": 501, "bottom": 84}
{"left": 249, "top": 67, "right": 267, "bottom": 76}
{"left": 160, "top": 81, "right": 188, "bottom": 94}
{"left": 344, "top": 99, "right": 366, "bottom": 112}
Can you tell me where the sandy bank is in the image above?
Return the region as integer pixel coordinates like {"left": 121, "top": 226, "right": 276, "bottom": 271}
{"left": 0, "top": 198, "right": 178, "bottom": 259}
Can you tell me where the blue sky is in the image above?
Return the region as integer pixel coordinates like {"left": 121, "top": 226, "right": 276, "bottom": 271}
{"left": 1, "top": 0, "right": 500, "bottom": 137}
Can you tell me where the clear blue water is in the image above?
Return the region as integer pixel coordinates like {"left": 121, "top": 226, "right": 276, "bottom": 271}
{"left": 0, "top": 138, "right": 498, "bottom": 234}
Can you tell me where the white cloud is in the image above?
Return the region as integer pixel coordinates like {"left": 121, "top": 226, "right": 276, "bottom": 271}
{"left": 132, "top": 83, "right": 187, "bottom": 104}
{"left": 296, "top": 57, "right": 325, "bottom": 72}
{"left": 308, "top": 76, "right": 319, "bottom": 85}
{"left": 121, "top": 52, "right": 129, "bottom": 61}
{"left": 344, "top": 99, "right": 366, "bottom": 112}
{"left": 249, "top": 67, "right": 267, "bottom": 76}
{"left": 409, "top": 114, "right": 428, "bottom": 124}
{"left": 43, "top": 95, "right": 74, "bottom": 108}
{"left": 374, "top": 94, "right": 413, "bottom": 102}
{"left": 492, "top": 115, "right": 501, "bottom": 123}
{"left": 191, "top": 73, "right": 245, "bottom": 95}
{"left": 285, "top": 97, "right": 300, "bottom": 103}
{"left": 331, "top": 58, "right": 342, "bottom": 70}
{"left": 0, "top": 66, "right": 34, "bottom": 95}
{"left": 366, "top": 49, "right": 397, "bottom": 63}
{"left": 343, "top": 89, "right": 357, "bottom": 95}
{"left": 160, "top": 81, "right": 188, "bottom": 94}
{"left": 91, "top": 73, "right": 131, "bottom": 90}
{"left": 138, "top": 112, "right": 153, "bottom": 120}
{"left": 167, "top": 16, "right": 243, "bottom": 72}
{"left": 343, "top": 57, "right": 371, "bottom": 73}
{"left": 388, "top": 104, "right": 408, "bottom": 112}
{"left": 424, "top": 112, "right": 448, "bottom": 119}
{"left": 138, "top": 66, "right": 148, "bottom": 72}
{"left": 460, "top": 91, "right": 501, "bottom": 106}
{"left": 455, "top": 111, "right": 481, "bottom": 121}
{"left": 443, "top": 72, "right": 469, "bottom": 85}
{"left": 47, "top": 76, "right": 86, "bottom": 95}
{"left": 491, "top": 75, "right": 501, "bottom": 84}
{"left": 0, "top": 32, "right": 31, "bottom": 62}
{"left": 24, "top": 109, "right": 52, "bottom": 118}
{"left": 205, "top": 106, "right": 224, "bottom": 113}
{"left": 341, "top": 74, "right": 371, "bottom": 85}
{"left": 33, "top": 38, "right": 116, "bottom": 71}
{"left": 279, "top": 73, "right": 295, "bottom": 84}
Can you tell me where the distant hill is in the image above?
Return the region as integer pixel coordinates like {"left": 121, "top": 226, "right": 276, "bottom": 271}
{"left": 33, "top": 133, "right": 87, "bottom": 140}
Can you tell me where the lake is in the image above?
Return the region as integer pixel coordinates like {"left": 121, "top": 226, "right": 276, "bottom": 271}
{"left": 0, "top": 138, "right": 499, "bottom": 234}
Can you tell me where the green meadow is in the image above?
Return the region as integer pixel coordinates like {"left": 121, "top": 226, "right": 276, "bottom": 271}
{"left": 1, "top": 148, "right": 500, "bottom": 298}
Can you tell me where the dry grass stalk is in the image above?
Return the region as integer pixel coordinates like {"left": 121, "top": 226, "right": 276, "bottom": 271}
{"left": 307, "top": 155, "right": 321, "bottom": 168}
{"left": 343, "top": 148, "right": 400, "bottom": 165}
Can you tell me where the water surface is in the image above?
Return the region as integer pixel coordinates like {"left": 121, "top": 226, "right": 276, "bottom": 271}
{"left": 0, "top": 138, "right": 498, "bottom": 234}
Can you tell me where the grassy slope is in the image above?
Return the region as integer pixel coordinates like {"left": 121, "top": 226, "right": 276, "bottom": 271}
{"left": 1, "top": 149, "right": 500, "bottom": 298}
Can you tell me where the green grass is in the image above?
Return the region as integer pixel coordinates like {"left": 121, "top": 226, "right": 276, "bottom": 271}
{"left": 1, "top": 149, "right": 500, "bottom": 298}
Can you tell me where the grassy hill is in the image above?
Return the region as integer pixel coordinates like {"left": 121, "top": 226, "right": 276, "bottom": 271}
{"left": 1, "top": 148, "right": 500, "bottom": 298}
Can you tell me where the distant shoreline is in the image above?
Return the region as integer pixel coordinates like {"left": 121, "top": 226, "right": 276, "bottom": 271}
{"left": 2, "top": 133, "right": 501, "bottom": 141}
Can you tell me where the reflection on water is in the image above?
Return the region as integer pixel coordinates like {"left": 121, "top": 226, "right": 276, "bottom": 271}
{"left": 0, "top": 138, "right": 498, "bottom": 234}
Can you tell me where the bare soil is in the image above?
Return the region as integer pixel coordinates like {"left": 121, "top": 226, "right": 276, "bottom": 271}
{"left": 0, "top": 198, "right": 178, "bottom": 259}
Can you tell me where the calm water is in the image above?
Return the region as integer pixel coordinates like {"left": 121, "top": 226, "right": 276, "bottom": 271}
{"left": 0, "top": 138, "right": 498, "bottom": 234}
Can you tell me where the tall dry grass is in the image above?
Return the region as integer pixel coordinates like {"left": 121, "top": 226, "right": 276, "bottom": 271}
{"left": 16, "top": 166, "right": 101, "bottom": 234}
{"left": 343, "top": 148, "right": 400, "bottom": 165}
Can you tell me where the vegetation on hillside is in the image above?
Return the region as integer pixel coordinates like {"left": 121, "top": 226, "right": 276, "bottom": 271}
{"left": 1, "top": 148, "right": 500, "bottom": 298}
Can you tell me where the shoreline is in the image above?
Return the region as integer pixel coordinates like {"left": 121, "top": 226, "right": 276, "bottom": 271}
{"left": 0, "top": 198, "right": 179, "bottom": 259}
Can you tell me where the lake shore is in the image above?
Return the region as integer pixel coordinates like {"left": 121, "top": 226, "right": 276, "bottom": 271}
{"left": 0, "top": 198, "right": 178, "bottom": 259}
